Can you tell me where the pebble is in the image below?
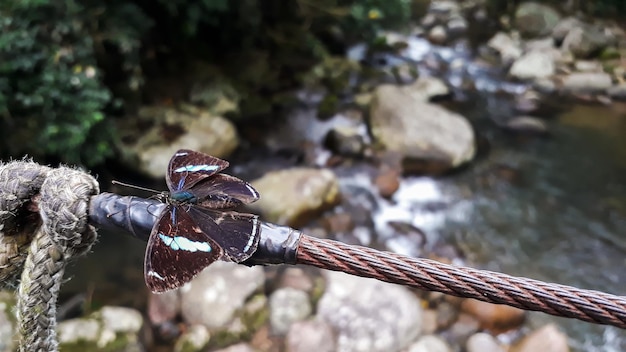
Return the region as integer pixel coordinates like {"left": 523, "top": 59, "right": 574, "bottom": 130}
{"left": 269, "top": 288, "right": 312, "bottom": 334}
{"left": 512, "top": 324, "right": 570, "bottom": 352}
{"left": 374, "top": 168, "right": 400, "bottom": 198}
{"left": 461, "top": 299, "right": 525, "bottom": 334}
{"left": 408, "top": 335, "right": 452, "bottom": 352}
{"left": 466, "top": 332, "right": 505, "bottom": 352}
{"left": 286, "top": 320, "right": 336, "bottom": 352}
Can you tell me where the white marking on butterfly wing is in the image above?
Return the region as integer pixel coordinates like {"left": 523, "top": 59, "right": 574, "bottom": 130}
{"left": 244, "top": 217, "right": 259, "bottom": 252}
{"left": 173, "top": 164, "right": 220, "bottom": 173}
{"left": 147, "top": 271, "right": 165, "bottom": 280}
{"left": 159, "top": 233, "right": 212, "bottom": 253}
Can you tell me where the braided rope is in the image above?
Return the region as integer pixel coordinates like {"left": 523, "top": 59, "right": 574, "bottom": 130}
{"left": 297, "top": 235, "right": 626, "bottom": 329}
{"left": 0, "top": 160, "right": 99, "bottom": 352}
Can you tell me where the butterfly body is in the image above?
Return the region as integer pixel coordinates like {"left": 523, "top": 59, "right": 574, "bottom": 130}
{"left": 145, "top": 149, "right": 261, "bottom": 293}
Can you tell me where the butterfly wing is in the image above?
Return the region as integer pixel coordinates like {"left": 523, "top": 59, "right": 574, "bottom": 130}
{"left": 191, "top": 174, "right": 260, "bottom": 209}
{"left": 187, "top": 206, "right": 261, "bottom": 262}
{"left": 145, "top": 204, "right": 224, "bottom": 293}
{"left": 166, "top": 149, "right": 229, "bottom": 192}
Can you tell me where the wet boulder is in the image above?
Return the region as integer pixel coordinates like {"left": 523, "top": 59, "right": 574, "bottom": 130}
{"left": 559, "top": 72, "right": 613, "bottom": 93}
{"left": 509, "top": 50, "right": 556, "bottom": 80}
{"left": 561, "top": 25, "right": 614, "bottom": 59}
{"left": 514, "top": 2, "right": 561, "bottom": 38}
{"left": 249, "top": 168, "right": 341, "bottom": 227}
{"left": 118, "top": 104, "right": 239, "bottom": 179}
{"left": 368, "top": 81, "right": 475, "bottom": 175}
{"left": 487, "top": 32, "right": 523, "bottom": 62}
{"left": 323, "top": 127, "right": 366, "bottom": 158}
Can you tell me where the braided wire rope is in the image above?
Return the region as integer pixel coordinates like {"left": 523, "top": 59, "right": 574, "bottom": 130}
{"left": 0, "top": 160, "right": 99, "bottom": 352}
{"left": 296, "top": 235, "right": 626, "bottom": 329}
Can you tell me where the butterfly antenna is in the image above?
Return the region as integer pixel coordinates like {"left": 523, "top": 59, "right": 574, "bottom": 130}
{"left": 111, "top": 180, "right": 161, "bottom": 195}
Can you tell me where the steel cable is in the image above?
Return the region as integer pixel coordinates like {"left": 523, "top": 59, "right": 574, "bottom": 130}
{"left": 296, "top": 235, "right": 626, "bottom": 329}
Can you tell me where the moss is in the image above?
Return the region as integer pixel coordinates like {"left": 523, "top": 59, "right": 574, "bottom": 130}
{"left": 309, "top": 276, "right": 327, "bottom": 308}
{"left": 318, "top": 94, "right": 340, "bottom": 120}
{"left": 209, "top": 294, "right": 269, "bottom": 349}
{"left": 599, "top": 47, "right": 622, "bottom": 60}
{"left": 59, "top": 333, "right": 130, "bottom": 352}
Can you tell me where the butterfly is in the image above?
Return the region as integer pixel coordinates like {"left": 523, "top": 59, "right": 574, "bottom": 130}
{"left": 145, "top": 149, "right": 261, "bottom": 293}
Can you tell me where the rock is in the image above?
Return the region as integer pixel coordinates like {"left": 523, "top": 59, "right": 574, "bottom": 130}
{"left": 286, "top": 319, "right": 336, "bottom": 352}
{"left": 532, "top": 78, "right": 557, "bottom": 93}
{"left": 560, "top": 72, "right": 613, "bottom": 93}
{"left": 574, "top": 60, "right": 602, "bottom": 72}
{"left": 608, "top": 84, "right": 626, "bottom": 100}
{"left": 0, "top": 292, "right": 15, "bottom": 352}
{"left": 374, "top": 168, "right": 400, "bottom": 198}
{"left": 421, "top": 13, "right": 437, "bottom": 28}
{"left": 503, "top": 116, "right": 549, "bottom": 136}
{"left": 420, "top": 309, "right": 438, "bottom": 335}
{"left": 514, "top": 2, "right": 561, "bottom": 38}
{"left": 466, "top": 332, "right": 505, "bottom": 352}
{"left": 525, "top": 37, "right": 556, "bottom": 52}
{"left": 174, "top": 324, "right": 210, "bottom": 352}
{"left": 445, "top": 313, "right": 480, "bottom": 345}
{"left": 460, "top": 299, "right": 525, "bottom": 334}
{"left": 429, "top": 25, "right": 448, "bottom": 45}
{"left": 119, "top": 105, "right": 239, "bottom": 178}
{"left": 250, "top": 168, "right": 340, "bottom": 226}
{"left": 317, "top": 271, "right": 422, "bottom": 352}
{"left": 323, "top": 212, "right": 355, "bottom": 234}
{"left": 429, "top": 0, "right": 460, "bottom": 15}
{"left": 148, "top": 289, "right": 180, "bottom": 325}
{"left": 436, "top": 301, "right": 459, "bottom": 329}
{"left": 509, "top": 50, "right": 555, "bottom": 80}
{"left": 323, "top": 127, "right": 366, "bottom": 157}
{"left": 368, "top": 84, "right": 475, "bottom": 175}
{"left": 269, "top": 288, "right": 312, "bottom": 334}
{"left": 511, "top": 324, "right": 569, "bottom": 352}
{"left": 385, "top": 221, "right": 427, "bottom": 258}
{"left": 409, "top": 76, "right": 451, "bottom": 101}
{"left": 278, "top": 268, "right": 315, "bottom": 292}
{"left": 561, "top": 25, "right": 614, "bottom": 59}
{"left": 552, "top": 17, "right": 583, "bottom": 43}
{"left": 213, "top": 343, "right": 256, "bottom": 352}
{"left": 447, "top": 16, "right": 468, "bottom": 35}
{"left": 487, "top": 32, "right": 523, "bottom": 62}
{"left": 58, "top": 306, "right": 144, "bottom": 351}
{"left": 408, "top": 335, "right": 451, "bottom": 352}
{"left": 180, "top": 262, "right": 264, "bottom": 328}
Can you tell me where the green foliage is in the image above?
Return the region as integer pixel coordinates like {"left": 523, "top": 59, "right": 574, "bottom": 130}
{"left": 156, "top": 0, "right": 230, "bottom": 36}
{"left": 347, "top": 0, "right": 412, "bottom": 38}
{"left": 0, "top": 0, "right": 151, "bottom": 165}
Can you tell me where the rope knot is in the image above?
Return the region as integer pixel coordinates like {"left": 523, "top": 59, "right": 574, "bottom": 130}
{"left": 0, "top": 159, "right": 100, "bottom": 352}
{"left": 39, "top": 167, "right": 99, "bottom": 259}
